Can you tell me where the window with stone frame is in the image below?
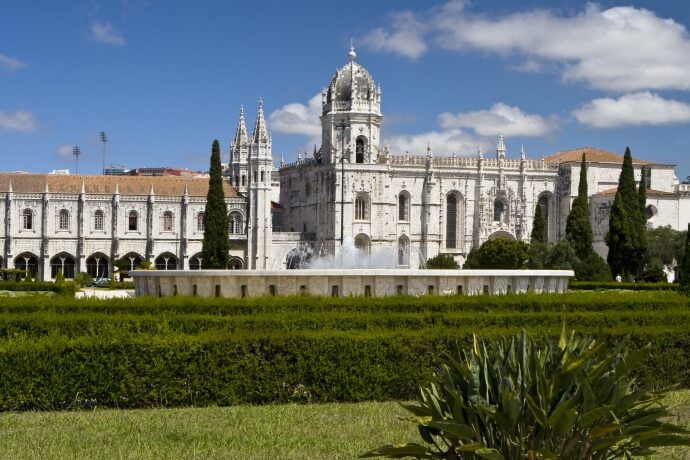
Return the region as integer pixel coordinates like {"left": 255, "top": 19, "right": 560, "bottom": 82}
{"left": 196, "top": 212, "right": 205, "bottom": 232}
{"left": 355, "top": 194, "right": 368, "bottom": 221}
{"left": 22, "top": 209, "right": 33, "bottom": 230}
{"left": 94, "top": 209, "right": 105, "bottom": 231}
{"left": 228, "top": 211, "right": 243, "bottom": 234}
{"left": 398, "top": 192, "right": 409, "bottom": 221}
{"left": 128, "top": 210, "right": 138, "bottom": 231}
{"left": 162, "top": 211, "right": 174, "bottom": 232}
{"left": 58, "top": 209, "right": 70, "bottom": 231}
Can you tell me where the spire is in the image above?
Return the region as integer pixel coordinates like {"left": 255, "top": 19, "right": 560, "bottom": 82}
{"left": 426, "top": 140, "right": 432, "bottom": 157}
{"left": 520, "top": 144, "right": 526, "bottom": 161}
{"left": 280, "top": 153, "right": 285, "bottom": 167}
{"left": 7, "top": 180, "right": 12, "bottom": 193}
{"left": 80, "top": 181, "right": 85, "bottom": 194}
{"left": 251, "top": 98, "right": 269, "bottom": 144}
{"left": 44, "top": 181, "right": 49, "bottom": 194}
{"left": 184, "top": 182, "right": 189, "bottom": 196}
{"left": 497, "top": 132, "right": 506, "bottom": 159}
{"left": 149, "top": 184, "right": 154, "bottom": 195}
{"left": 478, "top": 145, "right": 484, "bottom": 159}
{"left": 232, "top": 105, "right": 249, "bottom": 149}
{"left": 114, "top": 183, "right": 120, "bottom": 194}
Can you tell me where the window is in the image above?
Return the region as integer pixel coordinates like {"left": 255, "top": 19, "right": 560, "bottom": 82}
{"left": 228, "top": 211, "right": 243, "bottom": 234}
{"left": 493, "top": 200, "right": 505, "bottom": 222}
{"left": 241, "top": 175, "right": 246, "bottom": 187}
{"left": 235, "top": 175, "right": 239, "bottom": 187}
{"left": 398, "top": 193, "right": 409, "bottom": 221}
{"left": 446, "top": 195, "right": 457, "bottom": 249}
{"left": 94, "top": 210, "right": 104, "bottom": 231}
{"left": 398, "top": 236, "right": 410, "bottom": 266}
{"left": 355, "top": 195, "right": 368, "bottom": 220}
{"left": 58, "top": 209, "right": 69, "bottom": 231}
{"left": 260, "top": 170, "right": 265, "bottom": 183}
{"left": 196, "top": 212, "right": 205, "bottom": 232}
{"left": 162, "top": 211, "right": 173, "bottom": 232}
{"left": 356, "top": 137, "right": 365, "bottom": 163}
{"left": 128, "top": 211, "right": 138, "bottom": 231}
{"left": 22, "top": 209, "right": 33, "bottom": 230}
{"left": 538, "top": 195, "right": 550, "bottom": 242}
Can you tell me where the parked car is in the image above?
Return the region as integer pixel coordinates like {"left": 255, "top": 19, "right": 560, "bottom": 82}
{"left": 93, "top": 277, "right": 111, "bottom": 287}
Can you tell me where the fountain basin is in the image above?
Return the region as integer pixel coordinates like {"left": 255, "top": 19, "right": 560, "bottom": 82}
{"left": 131, "top": 269, "right": 574, "bottom": 297}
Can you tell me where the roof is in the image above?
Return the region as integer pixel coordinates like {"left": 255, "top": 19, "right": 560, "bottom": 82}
{"left": 594, "top": 187, "right": 677, "bottom": 198}
{"left": 0, "top": 173, "right": 239, "bottom": 197}
{"left": 545, "top": 147, "right": 653, "bottom": 165}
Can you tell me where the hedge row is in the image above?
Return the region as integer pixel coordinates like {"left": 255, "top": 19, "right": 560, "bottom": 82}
{"left": 0, "top": 291, "right": 687, "bottom": 315}
{"left": 1, "top": 309, "right": 690, "bottom": 339}
{"left": 0, "top": 328, "right": 688, "bottom": 410}
{"left": 569, "top": 281, "right": 679, "bottom": 291}
{"left": 0, "top": 281, "right": 76, "bottom": 297}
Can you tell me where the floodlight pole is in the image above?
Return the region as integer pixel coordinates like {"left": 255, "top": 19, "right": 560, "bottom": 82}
{"left": 100, "top": 131, "right": 108, "bottom": 175}
{"left": 72, "top": 146, "right": 81, "bottom": 175}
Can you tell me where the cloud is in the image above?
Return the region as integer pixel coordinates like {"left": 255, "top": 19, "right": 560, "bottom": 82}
{"left": 572, "top": 92, "right": 690, "bottom": 128}
{"left": 364, "top": 2, "right": 690, "bottom": 92}
{"left": 0, "top": 53, "right": 27, "bottom": 71}
{"left": 387, "top": 128, "right": 486, "bottom": 156}
{"left": 55, "top": 144, "right": 76, "bottom": 158}
{"left": 91, "top": 21, "right": 126, "bottom": 45}
{"left": 361, "top": 11, "right": 428, "bottom": 60}
{"left": 269, "top": 93, "right": 322, "bottom": 147}
{"left": 439, "top": 103, "right": 559, "bottom": 137}
{"left": 0, "top": 110, "right": 37, "bottom": 133}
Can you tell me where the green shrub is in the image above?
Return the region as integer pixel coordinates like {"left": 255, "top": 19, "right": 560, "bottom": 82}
{"left": 0, "top": 280, "right": 76, "bottom": 297}
{"left": 569, "top": 281, "right": 678, "bottom": 291}
{"left": 55, "top": 269, "right": 65, "bottom": 285}
{"left": 425, "top": 254, "right": 459, "bottom": 269}
{"left": 363, "top": 325, "right": 690, "bottom": 459}
{"left": 73, "top": 272, "right": 92, "bottom": 288}
{"left": 574, "top": 251, "right": 611, "bottom": 281}
{"left": 463, "top": 239, "right": 529, "bottom": 269}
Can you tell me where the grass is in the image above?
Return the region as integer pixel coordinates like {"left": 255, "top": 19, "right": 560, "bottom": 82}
{"left": 0, "top": 393, "right": 689, "bottom": 459}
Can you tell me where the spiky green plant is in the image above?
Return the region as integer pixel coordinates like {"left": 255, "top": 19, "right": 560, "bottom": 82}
{"left": 362, "top": 324, "right": 690, "bottom": 459}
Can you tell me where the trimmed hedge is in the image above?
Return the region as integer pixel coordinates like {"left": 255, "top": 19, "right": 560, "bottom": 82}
{"left": 569, "top": 281, "right": 679, "bottom": 291}
{"left": 0, "top": 281, "right": 76, "bottom": 297}
{"left": 0, "top": 292, "right": 689, "bottom": 410}
{"left": 0, "top": 328, "right": 689, "bottom": 410}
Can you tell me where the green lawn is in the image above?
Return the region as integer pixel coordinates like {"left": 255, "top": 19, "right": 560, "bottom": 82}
{"left": 1, "top": 393, "right": 689, "bottom": 459}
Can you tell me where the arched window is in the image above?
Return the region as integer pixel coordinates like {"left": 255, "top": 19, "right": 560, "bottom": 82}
{"left": 86, "top": 253, "right": 109, "bottom": 278}
{"left": 128, "top": 210, "right": 138, "bottom": 231}
{"left": 229, "top": 211, "right": 243, "bottom": 234}
{"left": 354, "top": 234, "right": 370, "bottom": 255}
{"left": 446, "top": 195, "right": 457, "bottom": 249}
{"left": 22, "top": 209, "right": 33, "bottom": 230}
{"left": 162, "top": 211, "right": 173, "bottom": 232}
{"left": 94, "top": 210, "right": 104, "bottom": 231}
{"left": 58, "top": 209, "right": 70, "bottom": 231}
{"left": 355, "top": 194, "right": 368, "bottom": 221}
{"left": 196, "top": 212, "right": 205, "bottom": 232}
{"left": 356, "top": 137, "right": 365, "bottom": 163}
{"left": 398, "top": 235, "right": 410, "bottom": 266}
{"left": 398, "top": 193, "right": 409, "bottom": 221}
{"left": 50, "top": 252, "right": 76, "bottom": 279}
{"left": 538, "top": 195, "right": 550, "bottom": 242}
{"left": 189, "top": 253, "right": 203, "bottom": 270}
{"left": 494, "top": 200, "right": 505, "bottom": 222}
{"left": 228, "top": 257, "right": 244, "bottom": 269}
{"left": 154, "top": 252, "right": 178, "bottom": 270}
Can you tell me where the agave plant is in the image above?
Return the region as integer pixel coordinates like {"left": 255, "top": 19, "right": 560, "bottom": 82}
{"left": 362, "top": 323, "right": 690, "bottom": 459}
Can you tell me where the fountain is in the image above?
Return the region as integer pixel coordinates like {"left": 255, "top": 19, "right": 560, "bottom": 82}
{"left": 131, "top": 236, "right": 573, "bottom": 297}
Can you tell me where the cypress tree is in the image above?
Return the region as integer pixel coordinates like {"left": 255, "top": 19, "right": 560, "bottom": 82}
{"left": 531, "top": 204, "right": 545, "bottom": 244}
{"left": 606, "top": 191, "right": 633, "bottom": 280}
{"left": 565, "top": 154, "right": 593, "bottom": 255}
{"left": 680, "top": 223, "right": 690, "bottom": 291}
{"left": 201, "top": 140, "right": 230, "bottom": 269}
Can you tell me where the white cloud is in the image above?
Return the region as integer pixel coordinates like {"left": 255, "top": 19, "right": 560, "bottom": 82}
{"left": 55, "top": 144, "right": 76, "bottom": 158}
{"left": 0, "top": 53, "right": 26, "bottom": 71}
{"left": 361, "top": 11, "right": 428, "bottom": 60}
{"left": 91, "top": 21, "right": 126, "bottom": 46}
{"left": 387, "top": 128, "right": 485, "bottom": 156}
{"left": 439, "top": 103, "right": 559, "bottom": 137}
{"left": 0, "top": 110, "right": 37, "bottom": 133}
{"left": 364, "top": 2, "right": 690, "bottom": 92}
{"left": 572, "top": 92, "right": 690, "bottom": 128}
{"left": 269, "top": 93, "right": 322, "bottom": 148}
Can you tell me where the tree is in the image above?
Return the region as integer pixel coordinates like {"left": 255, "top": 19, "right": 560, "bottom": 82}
{"left": 565, "top": 154, "right": 593, "bottom": 256}
{"left": 606, "top": 191, "right": 633, "bottom": 280}
{"left": 363, "top": 324, "right": 690, "bottom": 459}
{"left": 680, "top": 223, "right": 690, "bottom": 291}
{"left": 425, "top": 254, "right": 459, "bottom": 269}
{"left": 462, "top": 239, "right": 529, "bottom": 270}
{"left": 530, "top": 204, "right": 545, "bottom": 244}
{"left": 201, "top": 140, "right": 230, "bottom": 269}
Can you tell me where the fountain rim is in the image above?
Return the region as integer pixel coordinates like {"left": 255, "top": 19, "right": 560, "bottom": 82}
{"left": 131, "top": 269, "right": 575, "bottom": 278}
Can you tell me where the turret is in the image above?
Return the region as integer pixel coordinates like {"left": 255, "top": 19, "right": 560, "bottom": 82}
{"left": 497, "top": 132, "right": 506, "bottom": 160}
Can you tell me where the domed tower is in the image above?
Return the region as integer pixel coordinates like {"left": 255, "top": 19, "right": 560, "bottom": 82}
{"left": 320, "top": 46, "right": 382, "bottom": 164}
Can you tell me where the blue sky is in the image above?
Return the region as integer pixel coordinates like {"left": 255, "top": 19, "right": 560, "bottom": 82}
{"left": 1, "top": 0, "right": 690, "bottom": 180}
